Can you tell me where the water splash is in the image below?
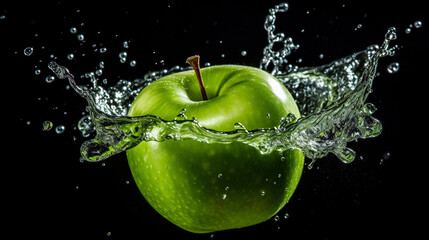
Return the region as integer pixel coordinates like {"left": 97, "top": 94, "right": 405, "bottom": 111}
{"left": 260, "top": 3, "right": 299, "bottom": 75}
{"left": 48, "top": 5, "right": 397, "bottom": 166}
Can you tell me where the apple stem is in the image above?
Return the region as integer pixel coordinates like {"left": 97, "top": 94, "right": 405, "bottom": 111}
{"left": 186, "top": 55, "right": 208, "bottom": 101}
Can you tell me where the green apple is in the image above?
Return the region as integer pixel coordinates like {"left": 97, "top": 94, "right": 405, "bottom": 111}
{"left": 126, "top": 56, "right": 304, "bottom": 233}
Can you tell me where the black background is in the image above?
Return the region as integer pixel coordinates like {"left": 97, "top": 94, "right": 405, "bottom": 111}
{"left": 2, "top": 1, "right": 427, "bottom": 239}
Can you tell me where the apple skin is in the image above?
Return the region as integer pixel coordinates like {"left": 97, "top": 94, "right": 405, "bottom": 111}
{"left": 126, "top": 65, "right": 304, "bottom": 233}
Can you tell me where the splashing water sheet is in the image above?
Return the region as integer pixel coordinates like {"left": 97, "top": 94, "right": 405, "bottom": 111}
{"left": 5, "top": 1, "right": 427, "bottom": 239}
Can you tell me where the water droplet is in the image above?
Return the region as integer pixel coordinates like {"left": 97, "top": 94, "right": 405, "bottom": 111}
{"left": 234, "top": 122, "right": 246, "bottom": 130}
{"left": 119, "top": 51, "right": 128, "bottom": 58}
{"left": 123, "top": 41, "right": 129, "bottom": 48}
{"left": 387, "top": 62, "right": 399, "bottom": 74}
{"left": 23, "top": 47, "right": 33, "bottom": 56}
{"left": 385, "top": 27, "right": 397, "bottom": 41}
{"left": 175, "top": 109, "right": 187, "bottom": 121}
{"left": 383, "top": 152, "right": 391, "bottom": 160}
{"left": 42, "top": 121, "right": 53, "bottom": 131}
{"left": 266, "top": 113, "right": 271, "bottom": 119}
{"left": 78, "top": 115, "right": 94, "bottom": 137}
{"left": 45, "top": 75, "right": 55, "bottom": 83}
{"left": 95, "top": 69, "right": 102, "bottom": 76}
{"left": 55, "top": 125, "right": 65, "bottom": 134}
{"left": 414, "top": 20, "right": 422, "bottom": 28}
{"left": 274, "top": 2, "right": 288, "bottom": 12}
{"left": 119, "top": 51, "right": 128, "bottom": 63}
{"left": 70, "top": 27, "right": 77, "bottom": 34}
{"left": 241, "top": 50, "right": 247, "bottom": 56}
{"left": 77, "top": 34, "right": 85, "bottom": 41}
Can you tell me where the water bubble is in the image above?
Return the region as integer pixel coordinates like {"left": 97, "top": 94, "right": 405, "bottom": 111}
{"left": 274, "top": 215, "right": 280, "bottom": 221}
{"left": 221, "top": 193, "right": 227, "bottom": 200}
{"left": 387, "top": 62, "right": 400, "bottom": 74}
{"left": 23, "top": 47, "right": 33, "bottom": 56}
{"left": 217, "top": 173, "right": 223, "bottom": 179}
{"left": 70, "top": 27, "right": 77, "bottom": 34}
{"left": 260, "top": 190, "right": 265, "bottom": 196}
{"left": 414, "top": 20, "right": 422, "bottom": 28}
{"left": 130, "top": 60, "right": 137, "bottom": 67}
{"left": 35, "top": 69, "right": 41, "bottom": 75}
{"left": 241, "top": 50, "right": 247, "bottom": 56}
{"left": 55, "top": 125, "right": 65, "bottom": 134}
{"left": 284, "top": 213, "right": 290, "bottom": 219}
{"left": 405, "top": 28, "right": 412, "bottom": 34}
{"left": 100, "top": 47, "right": 107, "bottom": 53}
{"left": 42, "top": 121, "right": 53, "bottom": 131}
{"left": 45, "top": 75, "right": 55, "bottom": 83}
{"left": 67, "top": 53, "right": 74, "bottom": 60}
